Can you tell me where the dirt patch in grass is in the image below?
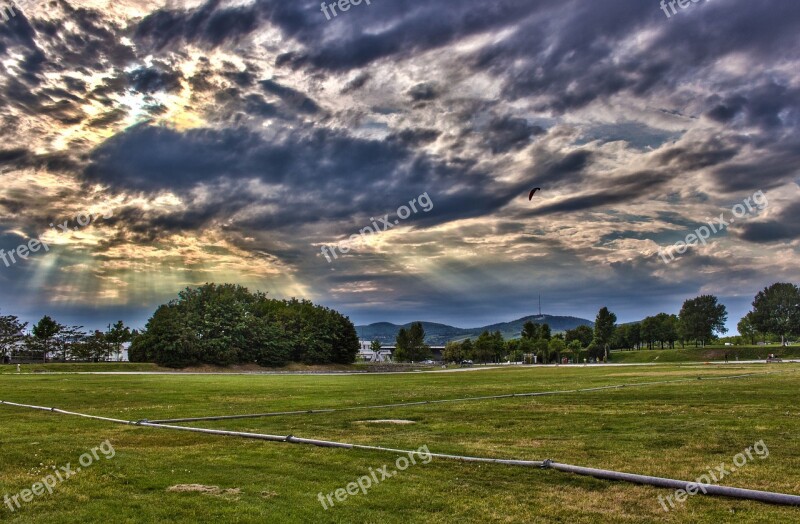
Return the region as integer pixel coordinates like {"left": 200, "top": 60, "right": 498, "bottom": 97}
{"left": 167, "top": 484, "right": 241, "bottom": 496}
{"left": 356, "top": 419, "right": 416, "bottom": 424}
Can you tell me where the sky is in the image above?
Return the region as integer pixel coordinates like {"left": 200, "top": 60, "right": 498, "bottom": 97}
{"left": 0, "top": 0, "right": 798, "bottom": 333}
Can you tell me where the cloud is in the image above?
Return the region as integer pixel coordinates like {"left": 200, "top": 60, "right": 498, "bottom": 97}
{"left": 0, "top": 0, "right": 798, "bottom": 332}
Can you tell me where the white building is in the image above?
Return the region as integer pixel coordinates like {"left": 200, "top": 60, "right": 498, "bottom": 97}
{"left": 358, "top": 341, "right": 394, "bottom": 362}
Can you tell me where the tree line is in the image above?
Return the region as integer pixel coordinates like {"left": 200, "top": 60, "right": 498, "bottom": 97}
{"left": 612, "top": 283, "right": 800, "bottom": 350}
{"left": 393, "top": 283, "right": 800, "bottom": 364}
{"left": 0, "top": 314, "right": 132, "bottom": 363}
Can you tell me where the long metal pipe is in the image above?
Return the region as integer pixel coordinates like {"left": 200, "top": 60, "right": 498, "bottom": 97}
{"left": 2, "top": 399, "right": 800, "bottom": 508}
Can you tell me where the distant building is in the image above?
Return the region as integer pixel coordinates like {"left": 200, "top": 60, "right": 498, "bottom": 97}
{"left": 358, "top": 341, "right": 393, "bottom": 362}
{"left": 358, "top": 341, "right": 445, "bottom": 362}
{"left": 110, "top": 342, "right": 131, "bottom": 362}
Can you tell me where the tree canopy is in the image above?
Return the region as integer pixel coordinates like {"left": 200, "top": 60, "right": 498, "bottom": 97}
{"left": 394, "top": 322, "right": 431, "bottom": 362}
{"left": 679, "top": 295, "right": 728, "bottom": 347}
{"left": 749, "top": 283, "right": 800, "bottom": 345}
{"left": 129, "top": 284, "right": 359, "bottom": 368}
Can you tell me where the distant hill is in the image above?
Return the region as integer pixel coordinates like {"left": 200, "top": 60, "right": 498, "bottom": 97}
{"left": 356, "top": 314, "right": 594, "bottom": 345}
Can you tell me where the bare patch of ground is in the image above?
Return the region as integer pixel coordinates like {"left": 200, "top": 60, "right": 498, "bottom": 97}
{"left": 167, "top": 484, "right": 241, "bottom": 496}
{"left": 356, "top": 419, "right": 416, "bottom": 424}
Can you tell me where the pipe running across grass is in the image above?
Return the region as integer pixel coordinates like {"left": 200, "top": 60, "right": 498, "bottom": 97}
{"left": 1, "top": 399, "right": 800, "bottom": 509}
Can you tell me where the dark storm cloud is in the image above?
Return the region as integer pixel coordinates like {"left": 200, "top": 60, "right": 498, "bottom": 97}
{"left": 340, "top": 72, "right": 371, "bottom": 93}
{"left": 0, "top": 8, "right": 38, "bottom": 53}
{"left": 386, "top": 128, "right": 440, "bottom": 147}
{"left": 484, "top": 115, "right": 545, "bottom": 154}
{"left": 133, "top": 0, "right": 265, "bottom": 51}
{"left": 710, "top": 139, "right": 800, "bottom": 193}
{"left": 0, "top": 1, "right": 135, "bottom": 126}
{"left": 526, "top": 171, "right": 672, "bottom": 216}
{"left": 0, "top": 148, "right": 78, "bottom": 174}
{"left": 407, "top": 83, "right": 438, "bottom": 102}
{"left": 82, "top": 124, "right": 516, "bottom": 231}
{"left": 259, "top": 79, "right": 321, "bottom": 114}
{"left": 654, "top": 140, "right": 740, "bottom": 173}
{"left": 736, "top": 201, "right": 800, "bottom": 243}
{"left": 87, "top": 108, "right": 127, "bottom": 129}
{"left": 532, "top": 150, "right": 593, "bottom": 188}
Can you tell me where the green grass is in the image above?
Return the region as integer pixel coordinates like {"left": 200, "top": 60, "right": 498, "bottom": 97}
{"left": 2, "top": 364, "right": 800, "bottom": 522}
{"left": 611, "top": 345, "right": 800, "bottom": 363}
{"left": 0, "top": 363, "right": 166, "bottom": 374}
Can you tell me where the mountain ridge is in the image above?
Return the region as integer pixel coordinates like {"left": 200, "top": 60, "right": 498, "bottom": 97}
{"left": 356, "top": 314, "right": 594, "bottom": 345}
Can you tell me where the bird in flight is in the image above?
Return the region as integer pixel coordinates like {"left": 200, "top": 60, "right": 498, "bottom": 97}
{"left": 528, "top": 188, "right": 541, "bottom": 200}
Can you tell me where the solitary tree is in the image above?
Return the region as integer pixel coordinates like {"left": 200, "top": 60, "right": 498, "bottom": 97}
{"left": 679, "top": 295, "right": 728, "bottom": 347}
{"left": 394, "top": 323, "right": 430, "bottom": 362}
{"left": 105, "top": 321, "right": 133, "bottom": 361}
{"left": 593, "top": 307, "right": 617, "bottom": 358}
{"left": 408, "top": 322, "right": 431, "bottom": 361}
{"left": 32, "top": 316, "right": 63, "bottom": 363}
{"left": 368, "top": 339, "right": 382, "bottom": 361}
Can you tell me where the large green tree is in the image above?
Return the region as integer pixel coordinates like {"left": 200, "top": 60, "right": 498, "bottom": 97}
{"left": 394, "top": 322, "right": 430, "bottom": 362}
{"left": 679, "top": 295, "right": 728, "bottom": 347}
{"left": 749, "top": 283, "right": 800, "bottom": 346}
{"left": 32, "top": 316, "right": 63, "bottom": 363}
{"left": 593, "top": 307, "right": 617, "bottom": 357}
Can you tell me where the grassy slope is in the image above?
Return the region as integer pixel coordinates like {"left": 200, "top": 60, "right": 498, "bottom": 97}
{"left": 0, "top": 363, "right": 165, "bottom": 374}
{"left": 611, "top": 345, "right": 800, "bottom": 363}
{"left": 1, "top": 365, "right": 800, "bottom": 523}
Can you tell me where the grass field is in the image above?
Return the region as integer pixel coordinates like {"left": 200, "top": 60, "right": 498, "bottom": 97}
{"left": 611, "top": 345, "right": 800, "bottom": 364}
{"left": 2, "top": 364, "right": 800, "bottom": 523}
